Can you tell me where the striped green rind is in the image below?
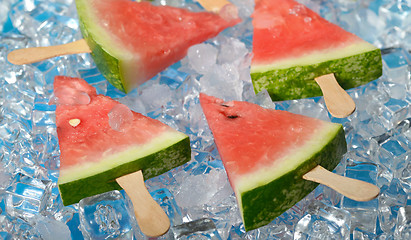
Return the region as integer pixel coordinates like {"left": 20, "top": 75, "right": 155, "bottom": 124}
{"left": 58, "top": 137, "right": 191, "bottom": 206}
{"left": 240, "top": 126, "right": 346, "bottom": 231}
{"left": 79, "top": 24, "right": 126, "bottom": 93}
{"left": 76, "top": 0, "right": 126, "bottom": 92}
{"left": 251, "top": 48, "right": 382, "bottom": 101}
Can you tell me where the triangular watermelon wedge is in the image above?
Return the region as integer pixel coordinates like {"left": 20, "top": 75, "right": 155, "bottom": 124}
{"left": 75, "top": 0, "right": 240, "bottom": 93}
{"left": 250, "top": 0, "right": 382, "bottom": 101}
{"left": 54, "top": 76, "right": 191, "bottom": 206}
{"left": 199, "top": 93, "right": 347, "bottom": 231}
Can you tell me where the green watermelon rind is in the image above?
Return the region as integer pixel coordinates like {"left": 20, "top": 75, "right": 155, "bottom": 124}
{"left": 76, "top": 0, "right": 138, "bottom": 93}
{"left": 58, "top": 136, "right": 191, "bottom": 206}
{"left": 80, "top": 26, "right": 126, "bottom": 92}
{"left": 250, "top": 48, "right": 382, "bottom": 101}
{"left": 239, "top": 126, "right": 346, "bottom": 231}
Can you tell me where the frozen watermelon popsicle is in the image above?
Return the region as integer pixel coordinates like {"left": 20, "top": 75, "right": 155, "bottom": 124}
{"left": 53, "top": 76, "right": 191, "bottom": 237}
{"left": 7, "top": 0, "right": 239, "bottom": 93}
{"left": 251, "top": 0, "right": 383, "bottom": 118}
{"left": 199, "top": 93, "right": 379, "bottom": 231}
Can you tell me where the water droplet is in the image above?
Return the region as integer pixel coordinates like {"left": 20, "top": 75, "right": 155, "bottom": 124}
{"left": 108, "top": 104, "right": 134, "bottom": 132}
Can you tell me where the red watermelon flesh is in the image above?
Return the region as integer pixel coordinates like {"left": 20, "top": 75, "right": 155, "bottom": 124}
{"left": 252, "top": 0, "right": 360, "bottom": 65}
{"left": 51, "top": 76, "right": 96, "bottom": 106}
{"left": 54, "top": 76, "right": 191, "bottom": 205}
{"left": 76, "top": 0, "right": 240, "bottom": 93}
{"left": 250, "top": 0, "right": 382, "bottom": 101}
{"left": 57, "top": 95, "right": 165, "bottom": 168}
{"left": 199, "top": 94, "right": 321, "bottom": 179}
{"left": 199, "top": 93, "right": 347, "bottom": 230}
{"left": 53, "top": 76, "right": 97, "bottom": 98}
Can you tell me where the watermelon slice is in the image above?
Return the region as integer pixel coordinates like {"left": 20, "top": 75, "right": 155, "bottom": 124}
{"left": 54, "top": 76, "right": 191, "bottom": 206}
{"left": 251, "top": 0, "right": 382, "bottom": 101}
{"left": 75, "top": 0, "right": 239, "bottom": 93}
{"left": 199, "top": 93, "right": 347, "bottom": 231}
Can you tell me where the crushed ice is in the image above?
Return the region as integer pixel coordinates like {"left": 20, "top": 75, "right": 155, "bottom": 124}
{"left": 1, "top": 0, "right": 411, "bottom": 239}
{"left": 218, "top": 3, "right": 239, "bottom": 22}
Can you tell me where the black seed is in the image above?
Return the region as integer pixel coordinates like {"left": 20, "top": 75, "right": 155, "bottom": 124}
{"left": 227, "top": 115, "right": 238, "bottom": 119}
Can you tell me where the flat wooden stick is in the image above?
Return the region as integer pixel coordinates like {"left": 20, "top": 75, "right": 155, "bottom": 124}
{"left": 196, "top": 0, "right": 232, "bottom": 12}
{"left": 315, "top": 73, "right": 356, "bottom": 118}
{"left": 303, "top": 165, "right": 380, "bottom": 202}
{"left": 7, "top": 39, "right": 91, "bottom": 65}
{"left": 116, "top": 170, "right": 170, "bottom": 237}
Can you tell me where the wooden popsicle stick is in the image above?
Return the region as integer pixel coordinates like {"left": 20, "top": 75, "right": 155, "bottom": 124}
{"left": 315, "top": 73, "right": 356, "bottom": 118}
{"left": 7, "top": 39, "right": 91, "bottom": 65}
{"left": 303, "top": 165, "right": 380, "bottom": 202}
{"left": 116, "top": 170, "right": 170, "bottom": 237}
{"left": 196, "top": 0, "right": 232, "bottom": 12}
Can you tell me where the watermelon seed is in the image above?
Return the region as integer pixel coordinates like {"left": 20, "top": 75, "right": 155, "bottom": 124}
{"left": 227, "top": 115, "right": 238, "bottom": 119}
{"left": 69, "top": 119, "right": 81, "bottom": 127}
{"left": 221, "top": 104, "right": 230, "bottom": 107}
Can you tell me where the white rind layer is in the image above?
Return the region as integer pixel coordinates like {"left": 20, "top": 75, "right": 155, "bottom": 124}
{"left": 76, "top": 0, "right": 145, "bottom": 91}
{"left": 58, "top": 130, "right": 187, "bottom": 184}
{"left": 250, "top": 40, "right": 377, "bottom": 74}
{"left": 233, "top": 122, "right": 342, "bottom": 212}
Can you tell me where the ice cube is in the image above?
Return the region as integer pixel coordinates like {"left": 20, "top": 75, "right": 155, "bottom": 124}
{"left": 138, "top": 82, "right": 173, "bottom": 112}
{"left": 200, "top": 63, "right": 242, "bottom": 100}
{"left": 79, "top": 190, "right": 138, "bottom": 240}
{"left": 0, "top": 169, "right": 12, "bottom": 190}
{"left": 394, "top": 206, "right": 411, "bottom": 239}
{"left": 31, "top": 215, "right": 71, "bottom": 240}
{"left": 230, "top": 0, "right": 254, "bottom": 19}
{"left": 379, "top": 1, "right": 411, "bottom": 30}
{"left": 294, "top": 201, "right": 351, "bottom": 240}
{"left": 342, "top": 161, "right": 379, "bottom": 209}
{"left": 187, "top": 43, "right": 218, "bottom": 74}
{"left": 175, "top": 168, "right": 232, "bottom": 208}
{"left": 152, "top": 0, "right": 186, "bottom": 8}
{"left": 251, "top": 89, "right": 275, "bottom": 109}
{"left": 0, "top": 1, "right": 14, "bottom": 32}
{"left": 5, "top": 174, "right": 53, "bottom": 219}
{"left": 171, "top": 218, "right": 221, "bottom": 239}
{"left": 151, "top": 188, "right": 183, "bottom": 226}
{"left": 118, "top": 94, "right": 147, "bottom": 115}
{"left": 217, "top": 37, "right": 248, "bottom": 64}
{"left": 378, "top": 179, "right": 407, "bottom": 233}
{"left": 286, "top": 98, "right": 330, "bottom": 122}
{"left": 399, "top": 160, "right": 411, "bottom": 193}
